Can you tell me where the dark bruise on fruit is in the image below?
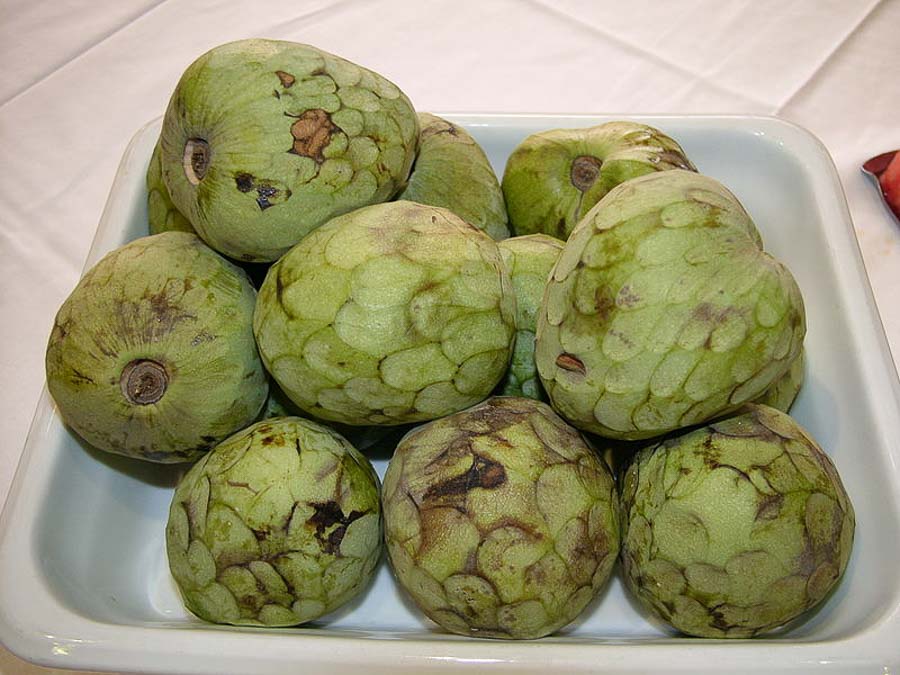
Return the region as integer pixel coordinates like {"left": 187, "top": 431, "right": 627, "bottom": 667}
{"left": 307, "top": 501, "right": 366, "bottom": 555}
{"left": 287, "top": 108, "right": 339, "bottom": 162}
{"left": 275, "top": 70, "right": 296, "bottom": 88}
{"left": 234, "top": 172, "right": 291, "bottom": 211}
{"left": 422, "top": 455, "right": 507, "bottom": 503}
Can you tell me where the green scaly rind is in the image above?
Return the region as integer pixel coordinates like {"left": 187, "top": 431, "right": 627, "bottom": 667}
{"left": 161, "top": 39, "right": 419, "bottom": 262}
{"left": 398, "top": 113, "right": 509, "bottom": 240}
{"left": 536, "top": 170, "right": 804, "bottom": 440}
{"left": 620, "top": 404, "right": 854, "bottom": 638}
{"left": 253, "top": 200, "right": 517, "bottom": 426}
{"left": 45, "top": 232, "right": 268, "bottom": 462}
{"left": 147, "top": 139, "right": 194, "bottom": 235}
{"left": 502, "top": 121, "right": 696, "bottom": 240}
{"left": 496, "top": 235, "right": 564, "bottom": 399}
{"left": 382, "top": 397, "right": 620, "bottom": 639}
{"left": 166, "top": 416, "right": 382, "bottom": 626}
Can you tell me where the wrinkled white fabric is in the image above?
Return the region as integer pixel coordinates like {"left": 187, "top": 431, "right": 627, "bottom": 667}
{"left": 1, "top": 2, "right": 898, "bottom": 672}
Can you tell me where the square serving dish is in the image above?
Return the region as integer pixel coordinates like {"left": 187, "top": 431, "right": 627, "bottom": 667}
{"left": 1, "top": 114, "right": 899, "bottom": 674}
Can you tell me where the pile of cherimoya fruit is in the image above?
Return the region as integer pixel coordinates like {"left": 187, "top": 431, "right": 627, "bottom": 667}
{"left": 45, "top": 39, "right": 854, "bottom": 640}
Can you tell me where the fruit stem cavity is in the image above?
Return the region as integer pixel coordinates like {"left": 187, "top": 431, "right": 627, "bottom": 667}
{"left": 183, "top": 138, "right": 210, "bottom": 185}
{"left": 120, "top": 359, "right": 168, "bottom": 405}
{"left": 571, "top": 155, "right": 602, "bottom": 192}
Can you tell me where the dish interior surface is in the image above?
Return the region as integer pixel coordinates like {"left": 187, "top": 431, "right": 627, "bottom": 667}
{"left": 5, "top": 115, "right": 900, "bottom": 668}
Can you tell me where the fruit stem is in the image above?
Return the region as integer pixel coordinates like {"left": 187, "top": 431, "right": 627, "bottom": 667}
{"left": 183, "top": 138, "right": 210, "bottom": 185}
{"left": 120, "top": 359, "right": 168, "bottom": 405}
{"left": 570, "top": 155, "right": 602, "bottom": 192}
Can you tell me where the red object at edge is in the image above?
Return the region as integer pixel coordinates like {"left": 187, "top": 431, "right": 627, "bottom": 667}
{"left": 863, "top": 150, "right": 900, "bottom": 222}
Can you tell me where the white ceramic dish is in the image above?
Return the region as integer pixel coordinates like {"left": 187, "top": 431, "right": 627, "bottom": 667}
{"left": 1, "top": 115, "right": 898, "bottom": 674}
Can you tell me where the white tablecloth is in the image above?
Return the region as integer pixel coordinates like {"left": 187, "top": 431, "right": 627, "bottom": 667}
{"left": 1, "top": 1, "right": 898, "bottom": 672}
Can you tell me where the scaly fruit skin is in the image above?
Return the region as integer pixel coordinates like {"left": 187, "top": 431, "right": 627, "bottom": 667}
{"left": 620, "top": 404, "right": 854, "bottom": 638}
{"left": 147, "top": 139, "right": 194, "bottom": 235}
{"left": 45, "top": 232, "right": 268, "bottom": 462}
{"left": 260, "top": 380, "right": 393, "bottom": 453}
{"left": 166, "top": 417, "right": 382, "bottom": 626}
{"left": 161, "top": 39, "right": 419, "bottom": 262}
{"left": 502, "top": 121, "right": 696, "bottom": 240}
{"left": 253, "top": 201, "right": 517, "bottom": 426}
{"left": 398, "top": 113, "right": 509, "bottom": 240}
{"left": 536, "top": 170, "right": 804, "bottom": 440}
{"left": 496, "top": 234, "right": 564, "bottom": 399}
{"left": 382, "top": 397, "right": 620, "bottom": 639}
{"left": 754, "top": 347, "right": 804, "bottom": 413}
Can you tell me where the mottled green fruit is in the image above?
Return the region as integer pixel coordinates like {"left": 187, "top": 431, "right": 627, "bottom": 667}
{"left": 253, "top": 200, "right": 517, "bottom": 426}
{"left": 620, "top": 404, "right": 854, "bottom": 638}
{"left": 166, "top": 417, "right": 382, "bottom": 626}
{"left": 260, "top": 380, "right": 393, "bottom": 453}
{"left": 755, "top": 348, "right": 805, "bottom": 412}
{"left": 382, "top": 397, "right": 620, "bottom": 639}
{"left": 161, "top": 39, "right": 419, "bottom": 262}
{"left": 536, "top": 170, "right": 804, "bottom": 440}
{"left": 502, "top": 121, "right": 696, "bottom": 240}
{"left": 45, "top": 232, "right": 268, "bottom": 462}
{"left": 147, "top": 139, "right": 194, "bottom": 235}
{"left": 496, "top": 235, "right": 564, "bottom": 399}
{"left": 397, "top": 113, "right": 509, "bottom": 240}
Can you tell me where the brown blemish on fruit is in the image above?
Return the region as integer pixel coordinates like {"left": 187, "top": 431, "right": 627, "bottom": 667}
{"left": 190, "top": 330, "right": 215, "bottom": 346}
{"left": 120, "top": 359, "right": 168, "bottom": 405}
{"left": 556, "top": 353, "right": 586, "bottom": 375}
{"left": 235, "top": 173, "right": 254, "bottom": 192}
{"left": 183, "top": 138, "right": 210, "bottom": 185}
{"left": 617, "top": 285, "right": 641, "bottom": 307}
{"left": 276, "top": 71, "right": 296, "bottom": 88}
{"left": 755, "top": 493, "right": 783, "bottom": 520}
{"left": 226, "top": 480, "right": 255, "bottom": 491}
{"left": 256, "top": 184, "right": 278, "bottom": 211}
{"left": 234, "top": 173, "right": 290, "bottom": 211}
{"left": 141, "top": 288, "right": 196, "bottom": 337}
{"left": 595, "top": 289, "right": 616, "bottom": 321}
{"left": 70, "top": 368, "right": 95, "bottom": 385}
{"left": 422, "top": 454, "right": 507, "bottom": 502}
{"left": 570, "top": 155, "right": 602, "bottom": 192}
{"left": 287, "top": 109, "right": 338, "bottom": 162}
{"left": 421, "top": 120, "right": 460, "bottom": 141}
{"left": 657, "top": 150, "right": 695, "bottom": 171}
{"left": 307, "top": 501, "right": 365, "bottom": 555}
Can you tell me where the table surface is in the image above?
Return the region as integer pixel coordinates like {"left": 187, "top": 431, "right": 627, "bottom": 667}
{"left": 1, "top": 1, "right": 898, "bottom": 673}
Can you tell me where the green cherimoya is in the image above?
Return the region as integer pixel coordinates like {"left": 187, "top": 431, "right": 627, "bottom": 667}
{"left": 755, "top": 347, "right": 805, "bottom": 413}
{"left": 253, "top": 200, "right": 517, "bottom": 426}
{"left": 160, "top": 39, "right": 419, "bottom": 262}
{"left": 620, "top": 404, "right": 854, "bottom": 638}
{"left": 397, "top": 113, "right": 509, "bottom": 240}
{"left": 147, "top": 139, "right": 194, "bottom": 235}
{"left": 166, "top": 417, "right": 382, "bottom": 626}
{"left": 45, "top": 232, "right": 268, "bottom": 462}
{"left": 382, "top": 397, "right": 620, "bottom": 639}
{"left": 496, "top": 234, "right": 564, "bottom": 399}
{"left": 502, "top": 121, "right": 695, "bottom": 240}
{"left": 536, "top": 169, "right": 805, "bottom": 440}
{"left": 260, "top": 379, "right": 395, "bottom": 453}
